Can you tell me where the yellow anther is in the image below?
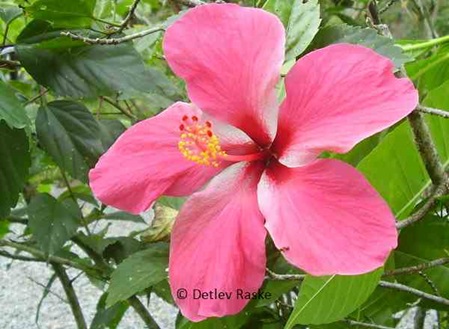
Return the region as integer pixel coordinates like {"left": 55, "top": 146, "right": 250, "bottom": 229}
{"left": 177, "top": 116, "right": 226, "bottom": 167}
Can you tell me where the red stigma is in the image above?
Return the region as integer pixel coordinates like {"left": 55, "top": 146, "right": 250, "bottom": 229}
{"left": 205, "top": 121, "right": 212, "bottom": 128}
{"left": 207, "top": 130, "right": 213, "bottom": 137}
{"left": 179, "top": 124, "right": 184, "bottom": 131}
{"left": 191, "top": 115, "right": 198, "bottom": 122}
{"left": 182, "top": 115, "right": 188, "bottom": 121}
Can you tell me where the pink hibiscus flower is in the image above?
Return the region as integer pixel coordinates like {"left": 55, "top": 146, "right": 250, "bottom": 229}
{"left": 89, "top": 3, "right": 418, "bottom": 322}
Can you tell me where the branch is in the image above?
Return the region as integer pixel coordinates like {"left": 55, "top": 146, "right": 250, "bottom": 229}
{"left": 417, "top": 105, "right": 449, "bottom": 119}
{"left": 345, "top": 319, "right": 394, "bottom": 329}
{"left": 117, "top": 0, "right": 141, "bottom": 33}
{"left": 384, "top": 257, "right": 449, "bottom": 276}
{"left": 408, "top": 110, "right": 447, "bottom": 185}
{"left": 368, "top": 2, "right": 447, "bottom": 186}
{"left": 61, "top": 26, "right": 164, "bottom": 45}
{"left": 266, "top": 268, "right": 305, "bottom": 281}
{"left": 178, "top": 0, "right": 206, "bottom": 6}
{"left": 379, "top": 280, "right": 449, "bottom": 306}
{"left": 102, "top": 97, "right": 136, "bottom": 120}
{"left": 0, "top": 240, "right": 103, "bottom": 278}
{"left": 52, "top": 264, "right": 87, "bottom": 329}
{"left": 396, "top": 182, "right": 448, "bottom": 229}
{"left": 128, "top": 296, "right": 161, "bottom": 329}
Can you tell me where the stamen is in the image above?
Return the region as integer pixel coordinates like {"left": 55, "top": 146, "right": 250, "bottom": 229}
{"left": 178, "top": 115, "right": 227, "bottom": 167}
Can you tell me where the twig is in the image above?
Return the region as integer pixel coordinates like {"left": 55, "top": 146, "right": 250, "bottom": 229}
{"left": 25, "top": 88, "right": 49, "bottom": 105}
{"left": 384, "top": 257, "right": 449, "bottom": 275}
{"left": 102, "top": 97, "right": 136, "bottom": 120}
{"left": 408, "top": 110, "right": 447, "bottom": 185}
{"left": 0, "top": 59, "right": 20, "bottom": 69}
{"left": 128, "top": 296, "right": 161, "bottom": 329}
{"left": 117, "top": 0, "right": 141, "bottom": 33}
{"left": 178, "top": 0, "right": 206, "bottom": 6}
{"left": 379, "top": 281, "right": 449, "bottom": 306}
{"left": 379, "top": 0, "right": 399, "bottom": 14}
{"left": 0, "top": 240, "right": 103, "bottom": 278}
{"left": 266, "top": 268, "right": 305, "bottom": 281}
{"left": 61, "top": 26, "right": 164, "bottom": 45}
{"left": 345, "top": 319, "right": 394, "bottom": 329}
{"left": 396, "top": 182, "right": 448, "bottom": 229}
{"left": 417, "top": 105, "right": 449, "bottom": 119}
{"left": 0, "top": 250, "right": 40, "bottom": 262}
{"left": 52, "top": 264, "right": 87, "bottom": 329}
{"left": 28, "top": 276, "right": 67, "bottom": 303}
{"left": 369, "top": 2, "right": 447, "bottom": 187}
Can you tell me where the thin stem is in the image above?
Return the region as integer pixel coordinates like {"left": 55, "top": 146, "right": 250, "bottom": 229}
{"left": 52, "top": 264, "right": 87, "bottom": 329}
{"left": 417, "top": 105, "right": 449, "bottom": 119}
{"left": 266, "top": 268, "right": 305, "bottom": 281}
{"left": 401, "top": 35, "right": 449, "bottom": 52}
{"left": 396, "top": 181, "right": 448, "bottom": 229}
{"left": 379, "top": 281, "right": 449, "bottom": 306}
{"left": 408, "top": 104, "right": 447, "bottom": 186}
{"left": 25, "top": 88, "right": 49, "bottom": 105}
{"left": 384, "top": 257, "right": 449, "bottom": 275}
{"left": 128, "top": 296, "right": 161, "bottom": 329}
{"left": 0, "top": 240, "right": 103, "bottom": 278}
{"left": 345, "top": 319, "right": 394, "bottom": 329}
{"left": 61, "top": 26, "right": 164, "bottom": 45}
{"left": 102, "top": 97, "right": 136, "bottom": 120}
{"left": 92, "top": 16, "right": 122, "bottom": 27}
{"left": 117, "top": 0, "right": 141, "bottom": 33}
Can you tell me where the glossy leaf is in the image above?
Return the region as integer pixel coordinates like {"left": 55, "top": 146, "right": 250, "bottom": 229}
{"left": 35, "top": 100, "right": 104, "bottom": 182}
{"left": 27, "top": 194, "right": 81, "bottom": 254}
{"left": 0, "top": 122, "right": 30, "bottom": 217}
{"left": 16, "top": 21, "right": 174, "bottom": 98}
{"left": 25, "top": 0, "right": 96, "bottom": 28}
{"left": 91, "top": 293, "right": 128, "bottom": 329}
{"left": 0, "top": 81, "right": 30, "bottom": 129}
{"left": 264, "top": 0, "right": 321, "bottom": 60}
{"left": 309, "top": 24, "right": 410, "bottom": 68}
{"left": 286, "top": 269, "right": 383, "bottom": 327}
{"left": 106, "top": 243, "right": 169, "bottom": 307}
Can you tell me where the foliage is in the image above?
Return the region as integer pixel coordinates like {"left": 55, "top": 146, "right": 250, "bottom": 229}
{"left": 1, "top": 0, "right": 449, "bottom": 328}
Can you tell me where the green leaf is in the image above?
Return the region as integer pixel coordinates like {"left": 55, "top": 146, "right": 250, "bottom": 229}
{"left": 406, "top": 45, "right": 449, "bottom": 93}
{"left": 103, "top": 211, "right": 145, "bottom": 223}
{"left": 308, "top": 24, "right": 411, "bottom": 68}
{"left": 358, "top": 80, "right": 449, "bottom": 219}
{"left": 35, "top": 100, "right": 103, "bottom": 182}
{"left": 0, "top": 81, "right": 30, "bottom": 129}
{"left": 16, "top": 21, "right": 171, "bottom": 98}
{"left": 0, "top": 122, "right": 31, "bottom": 217}
{"left": 98, "top": 119, "right": 126, "bottom": 150}
{"left": 0, "top": 5, "right": 22, "bottom": 24}
{"left": 106, "top": 243, "right": 169, "bottom": 307}
{"left": 90, "top": 293, "right": 128, "bottom": 329}
{"left": 0, "top": 220, "right": 9, "bottom": 239}
{"left": 27, "top": 193, "right": 81, "bottom": 254}
{"left": 286, "top": 269, "right": 383, "bottom": 327}
{"left": 395, "top": 216, "right": 449, "bottom": 307}
{"left": 357, "top": 123, "right": 429, "bottom": 218}
{"left": 25, "top": 0, "right": 96, "bottom": 28}
{"left": 264, "top": 0, "right": 321, "bottom": 60}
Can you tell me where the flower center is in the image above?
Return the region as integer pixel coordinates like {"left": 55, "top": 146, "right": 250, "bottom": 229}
{"left": 178, "top": 115, "right": 226, "bottom": 167}
{"left": 177, "top": 115, "right": 270, "bottom": 167}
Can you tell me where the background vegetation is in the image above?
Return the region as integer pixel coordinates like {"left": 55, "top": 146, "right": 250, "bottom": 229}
{"left": 1, "top": 0, "right": 449, "bottom": 328}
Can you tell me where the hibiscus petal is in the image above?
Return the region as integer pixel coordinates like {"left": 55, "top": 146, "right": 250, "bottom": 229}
{"left": 273, "top": 44, "right": 418, "bottom": 167}
{"left": 89, "top": 102, "right": 254, "bottom": 214}
{"left": 258, "top": 159, "right": 398, "bottom": 276}
{"left": 170, "top": 162, "right": 266, "bottom": 321}
{"left": 163, "top": 4, "right": 285, "bottom": 146}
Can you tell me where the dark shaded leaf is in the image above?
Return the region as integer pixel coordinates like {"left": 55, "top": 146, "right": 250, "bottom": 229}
{"left": 91, "top": 293, "right": 128, "bottom": 329}
{"left": 308, "top": 24, "right": 411, "bottom": 68}
{"left": 0, "top": 122, "right": 30, "bottom": 217}
{"left": 0, "top": 81, "right": 30, "bottom": 129}
{"left": 106, "top": 243, "right": 169, "bottom": 307}
{"left": 27, "top": 193, "right": 81, "bottom": 254}
{"left": 35, "top": 100, "right": 103, "bottom": 182}
{"left": 25, "top": 0, "right": 96, "bottom": 28}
